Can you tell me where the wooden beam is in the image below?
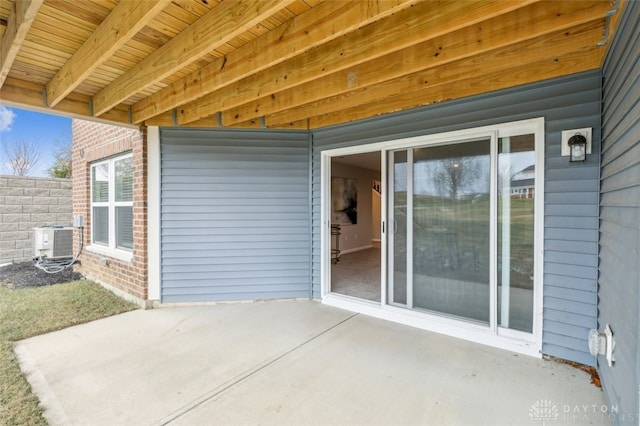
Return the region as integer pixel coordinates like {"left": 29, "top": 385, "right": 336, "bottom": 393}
{"left": 45, "top": 0, "right": 171, "bottom": 107}
{"left": 144, "top": 110, "right": 308, "bottom": 130}
{"left": 308, "top": 47, "right": 604, "bottom": 129}
{"left": 0, "top": 76, "right": 131, "bottom": 126}
{"left": 0, "top": 0, "right": 44, "bottom": 88}
{"left": 144, "top": 112, "right": 226, "bottom": 128}
{"left": 260, "top": 3, "right": 604, "bottom": 125}
{"left": 131, "top": 0, "right": 416, "bottom": 123}
{"left": 271, "top": 21, "right": 604, "bottom": 126}
{"left": 175, "top": 0, "right": 539, "bottom": 125}
{"left": 92, "top": 0, "right": 296, "bottom": 117}
{"left": 234, "top": 2, "right": 610, "bottom": 127}
{"left": 234, "top": 117, "right": 309, "bottom": 130}
{"left": 144, "top": 111, "right": 175, "bottom": 127}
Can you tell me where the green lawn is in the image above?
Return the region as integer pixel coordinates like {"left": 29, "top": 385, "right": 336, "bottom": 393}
{"left": 393, "top": 196, "right": 535, "bottom": 284}
{"left": 0, "top": 281, "right": 138, "bottom": 426}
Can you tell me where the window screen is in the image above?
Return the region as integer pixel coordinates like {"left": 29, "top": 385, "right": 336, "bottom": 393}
{"left": 92, "top": 163, "right": 109, "bottom": 202}
{"left": 92, "top": 206, "right": 109, "bottom": 245}
{"left": 116, "top": 206, "right": 133, "bottom": 250}
{"left": 115, "top": 157, "right": 133, "bottom": 202}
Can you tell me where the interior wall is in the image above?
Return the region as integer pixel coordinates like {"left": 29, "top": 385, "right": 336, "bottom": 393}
{"left": 371, "top": 189, "right": 381, "bottom": 242}
{"left": 331, "top": 161, "right": 379, "bottom": 253}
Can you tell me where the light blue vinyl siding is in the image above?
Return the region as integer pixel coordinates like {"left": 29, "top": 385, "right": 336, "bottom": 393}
{"left": 160, "top": 128, "right": 310, "bottom": 303}
{"left": 311, "top": 71, "right": 602, "bottom": 366}
{"left": 598, "top": 1, "right": 640, "bottom": 421}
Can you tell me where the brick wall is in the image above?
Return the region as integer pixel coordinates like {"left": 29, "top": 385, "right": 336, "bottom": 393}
{"left": 0, "top": 176, "right": 72, "bottom": 263}
{"left": 72, "top": 119, "right": 148, "bottom": 305}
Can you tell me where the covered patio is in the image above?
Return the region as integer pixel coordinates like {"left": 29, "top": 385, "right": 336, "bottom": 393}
{"left": 3, "top": 0, "right": 639, "bottom": 422}
{"left": 17, "top": 300, "right": 609, "bottom": 425}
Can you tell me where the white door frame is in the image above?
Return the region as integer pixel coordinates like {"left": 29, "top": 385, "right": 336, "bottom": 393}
{"left": 320, "top": 117, "right": 545, "bottom": 358}
{"left": 320, "top": 145, "right": 387, "bottom": 302}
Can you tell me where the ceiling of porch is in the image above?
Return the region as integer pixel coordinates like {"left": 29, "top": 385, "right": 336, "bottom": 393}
{"left": 0, "top": 0, "right": 623, "bottom": 130}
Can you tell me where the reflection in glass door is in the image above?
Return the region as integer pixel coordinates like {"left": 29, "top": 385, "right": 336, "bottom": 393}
{"left": 412, "top": 140, "right": 491, "bottom": 324}
{"left": 498, "top": 135, "right": 535, "bottom": 333}
{"left": 389, "top": 151, "right": 408, "bottom": 305}
{"left": 387, "top": 131, "right": 537, "bottom": 334}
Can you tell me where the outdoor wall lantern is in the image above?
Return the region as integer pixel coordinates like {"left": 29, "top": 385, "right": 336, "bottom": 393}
{"left": 568, "top": 134, "right": 587, "bottom": 162}
{"left": 561, "top": 127, "right": 592, "bottom": 163}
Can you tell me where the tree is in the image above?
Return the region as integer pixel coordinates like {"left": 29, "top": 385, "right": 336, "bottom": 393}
{"left": 433, "top": 157, "right": 482, "bottom": 199}
{"left": 49, "top": 140, "right": 72, "bottom": 178}
{"left": 1, "top": 139, "right": 42, "bottom": 176}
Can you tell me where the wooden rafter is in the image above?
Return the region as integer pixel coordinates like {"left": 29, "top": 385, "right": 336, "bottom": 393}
{"left": 131, "top": 0, "right": 417, "bottom": 123}
{"left": 0, "top": 0, "right": 44, "bottom": 88}
{"left": 91, "top": 0, "right": 297, "bottom": 117}
{"left": 45, "top": 0, "right": 172, "bottom": 108}
{"left": 272, "top": 23, "right": 605, "bottom": 127}
{"left": 0, "top": 76, "right": 131, "bottom": 125}
{"left": 0, "top": 0, "right": 620, "bottom": 129}
{"left": 309, "top": 47, "right": 604, "bottom": 128}
{"left": 173, "top": 0, "right": 539, "bottom": 125}
{"left": 250, "top": 2, "right": 611, "bottom": 127}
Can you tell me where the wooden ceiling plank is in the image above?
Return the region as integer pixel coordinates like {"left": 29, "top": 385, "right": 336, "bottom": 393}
{"left": 0, "top": 76, "right": 130, "bottom": 125}
{"left": 20, "top": 36, "right": 71, "bottom": 56}
{"left": 45, "top": 0, "right": 172, "bottom": 107}
{"left": 143, "top": 10, "right": 191, "bottom": 38}
{"left": 44, "top": 0, "right": 112, "bottom": 26}
{"left": 308, "top": 47, "right": 603, "bottom": 129}
{"left": 92, "top": 0, "right": 297, "bottom": 117}
{"left": 235, "top": 2, "right": 610, "bottom": 126}
{"left": 176, "top": 0, "right": 539, "bottom": 125}
{"left": 268, "top": 21, "right": 605, "bottom": 127}
{"left": 37, "top": 3, "right": 98, "bottom": 33}
{"left": 32, "top": 10, "right": 94, "bottom": 40}
{"left": 14, "top": 46, "right": 66, "bottom": 68}
{"left": 160, "top": 1, "right": 207, "bottom": 26}
{"left": 133, "top": 0, "right": 417, "bottom": 124}
{"left": 171, "top": 0, "right": 217, "bottom": 19}
{"left": 27, "top": 26, "right": 83, "bottom": 53}
{"left": 0, "top": 0, "right": 44, "bottom": 88}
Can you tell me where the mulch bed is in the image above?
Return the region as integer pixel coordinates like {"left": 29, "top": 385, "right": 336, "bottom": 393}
{"left": 0, "top": 261, "right": 82, "bottom": 289}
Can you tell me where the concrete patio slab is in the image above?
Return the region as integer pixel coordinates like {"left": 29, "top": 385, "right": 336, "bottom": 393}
{"left": 16, "top": 300, "right": 610, "bottom": 425}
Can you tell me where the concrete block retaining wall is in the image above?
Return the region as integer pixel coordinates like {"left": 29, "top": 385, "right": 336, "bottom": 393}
{"left": 0, "top": 175, "right": 72, "bottom": 263}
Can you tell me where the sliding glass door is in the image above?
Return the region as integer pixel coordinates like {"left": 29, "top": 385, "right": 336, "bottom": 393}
{"left": 412, "top": 140, "right": 491, "bottom": 323}
{"left": 497, "top": 134, "right": 536, "bottom": 333}
{"left": 388, "top": 130, "right": 537, "bottom": 335}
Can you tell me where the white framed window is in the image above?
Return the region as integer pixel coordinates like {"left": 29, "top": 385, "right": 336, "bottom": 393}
{"left": 90, "top": 154, "right": 133, "bottom": 258}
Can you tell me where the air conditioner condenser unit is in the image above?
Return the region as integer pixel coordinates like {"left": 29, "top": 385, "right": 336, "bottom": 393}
{"left": 33, "top": 226, "right": 74, "bottom": 259}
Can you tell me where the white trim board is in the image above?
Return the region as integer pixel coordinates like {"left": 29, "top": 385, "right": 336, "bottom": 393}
{"left": 147, "top": 126, "right": 161, "bottom": 302}
{"left": 323, "top": 293, "right": 541, "bottom": 358}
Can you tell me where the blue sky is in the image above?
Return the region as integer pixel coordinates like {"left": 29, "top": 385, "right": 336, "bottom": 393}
{"left": 0, "top": 106, "right": 72, "bottom": 177}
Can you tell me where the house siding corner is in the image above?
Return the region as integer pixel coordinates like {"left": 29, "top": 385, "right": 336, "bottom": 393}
{"left": 599, "top": 0, "right": 640, "bottom": 422}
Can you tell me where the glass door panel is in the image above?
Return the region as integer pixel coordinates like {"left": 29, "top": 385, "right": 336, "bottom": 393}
{"left": 389, "top": 150, "right": 408, "bottom": 305}
{"left": 383, "top": 123, "right": 539, "bottom": 339}
{"left": 411, "top": 140, "right": 491, "bottom": 324}
{"left": 498, "top": 135, "right": 535, "bottom": 332}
